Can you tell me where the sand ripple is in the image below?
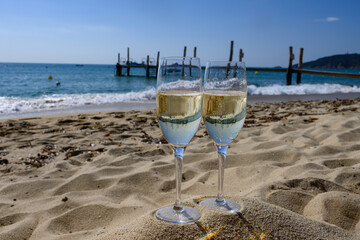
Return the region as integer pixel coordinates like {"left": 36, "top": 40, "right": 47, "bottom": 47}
{"left": 0, "top": 98, "right": 359, "bottom": 239}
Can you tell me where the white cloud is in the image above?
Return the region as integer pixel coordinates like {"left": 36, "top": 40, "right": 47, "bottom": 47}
{"left": 326, "top": 17, "right": 340, "bottom": 22}
{"left": 315, "top": 17, "right": 340, "bottom": 22}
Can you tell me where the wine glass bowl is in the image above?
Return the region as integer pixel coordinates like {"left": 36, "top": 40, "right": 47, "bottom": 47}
{"left": 200, "top": 61, "right": 247, "bottom": 212}
{"left": 155, "top": 57, "right": 202, "bottom": 223}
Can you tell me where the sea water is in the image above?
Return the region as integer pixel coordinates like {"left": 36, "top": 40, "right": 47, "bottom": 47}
{"left": 0, "top": 62, "right": 359, "bottom": 115}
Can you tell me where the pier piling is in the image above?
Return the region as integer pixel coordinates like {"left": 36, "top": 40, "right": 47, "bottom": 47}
{"left": 286, "top": 46, "right": 294, "bottom": 85}
{"left": 146, "top": 55, "right": 150, "bottom": 78}
{"left": 115, "top": 53, "right": 122, "bottom": 76}
{"left": 226, "top": 41, "right": 234, "bottom": 77}
{"left": 156, "top": 51, "right": 160, "bottom": 77}
{"left": 296, "top": 48, "right": 304, "bottom": 85}
{"left": 239, "top": 49, "right": 244, "bottom": 62}
{"left": 127, "top": 47, "right": 130, "bottom": 76}
{"left": 182, "top": 46, "right": 187, "bottom": 77}
{"left": 229, "top": 40, "right": 234, "bottom": 62}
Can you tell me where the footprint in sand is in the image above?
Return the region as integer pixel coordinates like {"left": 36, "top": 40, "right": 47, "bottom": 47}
{"left": 322, "top": 158, "right": 360, "bottom": 169}
{"left": 265, "top": 177, "right": 350, "bottom": 215}
{"left": 303, "top": 191, "right": 360, "bottom": 231}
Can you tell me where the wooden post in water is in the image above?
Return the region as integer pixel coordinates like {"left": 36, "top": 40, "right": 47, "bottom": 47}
{"left": 296, "top": 48, "right": 304, "bottom": 85}
{"left": 146, "top": 55, "right": 150, "bottom": 78}
{"left": 115, "top": 53, "right": 122, "bottom": 76}
{"left": 182, "top": 46, "right": 187, "bottom": 77}
{"left": 127, "top": 47, "right": 130, "bottom": 76}
{"left": 229, "top": 40, "right": 234, "bottom": 62}
{"left": 239, "top": 49, "right": 244, "bottom": 62}
{"left": 286, "top": 46, "right": 294, "bottom": 85}
{"left": 156, "top": 51, "right": 160, "bottom": 77}
{"left": 226, "top": 41, "right": 234, "bottom": 77}
{"left": 191, "top": 47, "right": 197, "bottom": 77}
{"left": 189, "top": 47, "right": 197, "bottom": 77}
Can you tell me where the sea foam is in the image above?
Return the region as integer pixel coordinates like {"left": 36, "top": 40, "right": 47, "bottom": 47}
{"left": 0, "top": 88, "right": 156, "bottom": 114}
{"left": 247, "top": 83, "right": 360, "bottom": 95}
{"left": 0, "top": 84, "right": 359, "bottom": 115}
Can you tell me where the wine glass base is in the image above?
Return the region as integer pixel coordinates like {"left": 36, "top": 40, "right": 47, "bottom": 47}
{"left": 200, "top": 198, "right": 241, "bottom": 212}
{"left": 155, "top": 206, "right": 201, "bottom": 224}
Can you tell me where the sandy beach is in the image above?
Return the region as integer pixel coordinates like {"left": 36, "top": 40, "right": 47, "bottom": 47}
{"left": 0, "top": 97, "right": 359, "bottom": 240}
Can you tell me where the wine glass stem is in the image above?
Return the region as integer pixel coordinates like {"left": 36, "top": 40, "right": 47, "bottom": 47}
{"left": 216, "top": 145, "right": 228, "bottom": 203}
{"left": 174, "top": 147, "right": 184, "bottom": 210}
{"left": 217, "top": 152, "right": 226, "bottom": 202}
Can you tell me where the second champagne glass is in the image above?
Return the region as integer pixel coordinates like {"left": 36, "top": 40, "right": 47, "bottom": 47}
{"left": 200, "top": 61, "right": 247, "bottom": 212}
{"left": 155, "top": 57, "right": 202, "bottom": 223}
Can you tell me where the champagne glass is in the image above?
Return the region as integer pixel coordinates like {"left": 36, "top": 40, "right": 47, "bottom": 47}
{"left": 155, "top": 57, "right": 202, "bottom": 223}
{"left": 200, "top": 61, "right": 247, "bottom": 212}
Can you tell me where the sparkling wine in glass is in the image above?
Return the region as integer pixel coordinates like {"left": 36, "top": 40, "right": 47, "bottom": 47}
{"left": 155, "top": 57, "right": 202, "bottom": 223}
{"left": 200, "top": 61, "right": 247, "bottom": 212}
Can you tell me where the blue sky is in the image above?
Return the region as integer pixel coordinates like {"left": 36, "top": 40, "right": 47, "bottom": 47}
{"left": 0, "top": 0, "right": 359, "bottom": 67}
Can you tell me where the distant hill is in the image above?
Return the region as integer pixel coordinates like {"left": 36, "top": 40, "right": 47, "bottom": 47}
{"left": 293, "top": 53, "right": 360, "bottom": 69}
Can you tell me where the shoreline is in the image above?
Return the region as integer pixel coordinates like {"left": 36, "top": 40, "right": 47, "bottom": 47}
{"left": 247, "top": 92, "right": 360, "bottom": 103}
{"left": 0, "top": 101, "right": 156, "bottom": 120}
{"left": 0, "top": 92, "right": 359, "bottom": 120}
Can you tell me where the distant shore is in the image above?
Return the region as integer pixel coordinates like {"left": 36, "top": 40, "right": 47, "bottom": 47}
{"left": 0, "top": 92, "right": 359, "bottom": 120}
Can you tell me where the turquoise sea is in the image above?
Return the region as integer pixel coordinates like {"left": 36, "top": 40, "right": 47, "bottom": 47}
{"left": 0, "top": 62, "right": 359, "bottom": 115}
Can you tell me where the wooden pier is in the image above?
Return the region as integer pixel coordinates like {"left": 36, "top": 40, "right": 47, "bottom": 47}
{"left": 115, "top": 46, "right": 197, "bottom": 78}
{"left": 115, "top": 48, "right": 159, "bottom": 78}
{"left": 115, "top": 41, "right": 360, "bottom": 83}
